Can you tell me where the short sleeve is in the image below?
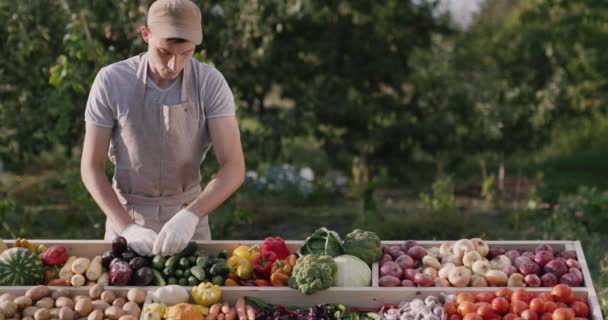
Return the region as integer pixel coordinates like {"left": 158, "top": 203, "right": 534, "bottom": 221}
{"left": 203, "top": 68, "right": 236, "bottom": 119}
{"left": 85, "top": 68, "right": 115, "bottom": 128}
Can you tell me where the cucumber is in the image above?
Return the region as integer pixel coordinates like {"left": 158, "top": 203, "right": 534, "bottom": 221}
{"left": 174, "top": 269, "right": 183, "bottom": 278}
{"left": 211, "top": 275, "right": 225, "bottom": 286}
{"left": 210, "top": 261, "right": 230, "bottom": 276}
{"left": 183, "top": 269, "right": 191, "bottom": 278}
{"left": 179, "top": 257, "right": 190, "bottom": 269}
{"left": 165, "top": 256, "right": 179, "bottom": 269}
{"left": 187, "top": 276, "right": 199, "bottom": 286}
{"left": 162, "top": 267, "right": 174, "bottom": 277}
{"left": 178, "top": 277, "right": 187, "bottom": 286}
{"left": 152, "top": 269, "right": 166, "bottom": 286}
{"left": 190, "top": 265, "right": 206, "bottom": 281}
{"left": 196, "top": 256, "right": 209, "bottom": 269}
{"left": 168, "top": 277, "right": 177, "bottom": 285}
{"left": 152, "top": 255, "right": 166, "bottom": 270}
{"left": 217, "top": 249, "right": 229, "bottom": 260}
{"left": 188, "top": 256, "right": 197, "bottom": 264}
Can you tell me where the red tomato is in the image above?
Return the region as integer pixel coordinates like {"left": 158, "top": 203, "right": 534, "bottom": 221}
{"left": 463, "top": 313, "right": 483, "bottom": 320}
{"left": 552, "top": 308, "right": 574, "bottom": 320}
{"left": 476, "top": 292, "right": 496, "bottom": 303}
{"left": 530, "top": 298, "right": 546, "bottom": 313}
{"left": 552, "top": 284, "right": 574, "bottom": 303}
{"left": 458, "top": 292, "right": 476, "bottom": 304}
{"left": 521, "top": 310, "right": 538, "bottom": 320}
{"left": 512, "top": 288, "right": 532, "bottom": 304}
{"left": 569, "top": 301, "right": 589, "bottom": 318}
{"left": 496, "top": 288, "right": 514, "bottom": 302}
{"left": 511, "top": 300, "right": 529, "bottom": 316}
{"left": 445, "top": 301, "right": 459, "bottom": 315}
{"left": 477, "top": 305, "right": 495, "bottom": 320}
{"left": 490, "top": 297, "right": 510, "bottom": 315}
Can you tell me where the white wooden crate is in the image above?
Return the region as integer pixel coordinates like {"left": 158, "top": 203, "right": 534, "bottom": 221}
{"left": 1, "top": 239, "right": 602, "bottom": 319}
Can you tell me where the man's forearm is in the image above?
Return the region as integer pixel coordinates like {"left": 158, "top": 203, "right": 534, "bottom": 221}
{"left": 81, "top": 165, "right": 132, "bottom": 232}
{"left": 187, "top": 160, "right": 245, "bottom": 217}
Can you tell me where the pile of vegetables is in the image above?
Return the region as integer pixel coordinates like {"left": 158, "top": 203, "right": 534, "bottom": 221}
{"left": 0, "top": 284, "right": 146, "bottom": 320}
{"left": 245, "top": 296, "right": 382, "bottom": 320}
{"left": 288, "top": 228, "right": 379, "bottom": 294}
{"left": 381, "top": 296, "right": 447, "bottom": 320}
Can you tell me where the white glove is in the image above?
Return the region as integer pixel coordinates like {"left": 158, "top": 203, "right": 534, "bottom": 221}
{"left": 120, "top": 224, "right": 158, "bottom": 257}
{"left": 153, "top": 208, "right": 199, "bottom": 256}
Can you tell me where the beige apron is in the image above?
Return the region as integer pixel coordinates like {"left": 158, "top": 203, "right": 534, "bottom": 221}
{"left": 104, "top": 53, "right": 211, "bottom": 241}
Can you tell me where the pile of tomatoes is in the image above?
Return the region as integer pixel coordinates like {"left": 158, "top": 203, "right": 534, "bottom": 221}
{"left": 444, "top": 284, "right": 589, "bottom": 320}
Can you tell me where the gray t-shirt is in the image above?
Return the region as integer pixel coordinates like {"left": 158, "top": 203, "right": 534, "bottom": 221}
{"left": 85, "top": 56, "right": 235, "bottom": 128}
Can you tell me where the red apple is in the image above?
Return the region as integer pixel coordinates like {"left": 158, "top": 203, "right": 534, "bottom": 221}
{"left": 544, "top": 259, "right": 569, "bottom": 277}
{"left": 541, "top": 273, "right": 558, "bottom": 287}
{"left": 534, "top": 250, "right": 554, "bottom": 267}
{"left": 380, "top": 261, "right": 403, "bottom": 278}
{"left": 394, "top": 254, "right": 416, "bottom": 270}
{"left": 535, "top": 244, "right": 554, "bottom": 254}
{"left": 407, "top": 246, "right": 428, "bottom": 260}
{"left": 524, "top": 274, "right": 541, "bottom": 287}
{"left": 505, "top": 250, "right": 521, "bottom": 262}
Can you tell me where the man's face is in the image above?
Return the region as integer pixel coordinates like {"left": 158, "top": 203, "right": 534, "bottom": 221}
{"left": 142, "top": 27, "right": 196, "bottom": 81}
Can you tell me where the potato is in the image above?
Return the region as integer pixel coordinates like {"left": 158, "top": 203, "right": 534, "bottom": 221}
{"left": 104, "top": 306, "right": 124, "bottom": 320}
{"left": 55, "top": 297, "right": 74, "bottom": 309}
{"left": 121, "top": 302, "right": 140, "bottom": 317}
{"left": 75, "top": 298, "right": 93, "bottom": 317}
{"left": 14, "top": 296, "right": 33, "bottom": 309}
{"left": 50, "top": 308, "right": 61, "bottom": 318}
{"left": 91, "top": 300, "right": 109, "bottom": 312}
{"left": 36, "top": 297, "right": 55, "bottom": 309}
{"left": 111, "top": 298, "right": 125, "bottom": 309}
{"left": 59, "top": 307, "right": 75, "bottom": 320}
{"left": 99, "top": 292, "right": 115, "bottom": 305}
{"left": 117, "top": 291, "right": 128, "bottom": 300}
{"left": 87, "top": 310, "right": 103, "bottom": 320}
{"left": 0, "top": 294, "right": 15, "bottom": 303}
{"left": 22, "top": 317, "right": 33, "bottom": 320}
{"left": 51, "top": 289, "right": 70, "bottom": 301}
{"left": 88, "top": 285, "right": 104, "bottom": 300}
{"left": 26, "top": 286, "right": 50, "bottom": 302}
{"left": 0, "top": 301, "right": 17, "bottom": 317}
{"left": 0, "top": 312, "right": 4, "bottom": 320}
{"left": 35, "top": 308, "right": 51, "bottom": 320}
{"left": 23, "top": 306, "right": 41, "bottom": 317}
{"left": 125, "top": 290, "right": 144, "bottom": 306}
{"left": 118, "top": 316, "right": 137, "bottom": 320}
{"left": 73, "top": 296, "right": 90, "bottom": 303}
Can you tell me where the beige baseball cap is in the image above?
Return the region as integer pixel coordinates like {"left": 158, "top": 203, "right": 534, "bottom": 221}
{"left": 147, "top": 0, "right": 203, "bottom": 44}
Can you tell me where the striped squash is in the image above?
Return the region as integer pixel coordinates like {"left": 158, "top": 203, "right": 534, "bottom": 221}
{"left": 0, "top": 247, "right": 44, "bottom": 285}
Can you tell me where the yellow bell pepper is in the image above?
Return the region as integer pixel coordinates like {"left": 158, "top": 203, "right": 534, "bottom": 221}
{"left": 227, "top": 256, "right": 254, "bottom": 280}
{"left": 232, "top": 245, "right": 260, "bottom": 263}
{"left": 195, "top": 305, "right": 209, "bottom": 315}
{"left": 143, "top": 303, "right": 168, "bottom": 316}
{"left": 192, "top": 282, "right": 222, "bottom": 307}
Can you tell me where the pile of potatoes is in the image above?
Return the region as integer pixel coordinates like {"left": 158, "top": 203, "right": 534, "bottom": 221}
{"left": 0, "top": 285, "right": 146, "bottom": 320}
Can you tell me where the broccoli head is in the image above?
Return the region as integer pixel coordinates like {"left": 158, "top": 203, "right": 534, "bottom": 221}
{"left": 289, "top": 254, "right": 337, "bottom": 295}
{"left": 342, "top": 229, "right": 382, "bottom": 265}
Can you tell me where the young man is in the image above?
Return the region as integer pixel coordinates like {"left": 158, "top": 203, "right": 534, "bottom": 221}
{"left": 81, "top": 0, "right": 245, "bottom": 257}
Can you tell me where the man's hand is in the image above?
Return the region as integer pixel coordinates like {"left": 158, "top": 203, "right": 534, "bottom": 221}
{"left": 153, "top": 209, "right": 199, "bottom": 256}
{"left": 120, "top": 224, "right": 158, "bottom": 256}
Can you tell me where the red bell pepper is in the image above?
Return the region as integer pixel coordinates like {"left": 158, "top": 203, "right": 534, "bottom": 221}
{"left": 41, "top": 246, "right": 68, "bottom": 266}
{"left": 261, "top": 237, "right": 290, "bottom": 259}
{"left": 253, "top": 251, "right": 278, "bottom": 279}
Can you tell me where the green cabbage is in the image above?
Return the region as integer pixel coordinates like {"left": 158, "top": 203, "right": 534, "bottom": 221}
{"left": 333, "top": 254, "right": 371, "bottom": 287}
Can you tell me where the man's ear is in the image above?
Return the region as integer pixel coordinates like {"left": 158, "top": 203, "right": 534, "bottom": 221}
{"left": 140, "top": 25, "right": 151, "bottom": 43}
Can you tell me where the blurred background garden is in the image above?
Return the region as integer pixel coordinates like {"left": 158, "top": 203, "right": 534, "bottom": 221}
{"left": 2, "top": 0, "right": 608, "bottom": 314}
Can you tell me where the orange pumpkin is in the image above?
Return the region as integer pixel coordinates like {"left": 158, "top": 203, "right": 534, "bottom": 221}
{"left": 164, "top": 303, "right": 204, "bottom": 320}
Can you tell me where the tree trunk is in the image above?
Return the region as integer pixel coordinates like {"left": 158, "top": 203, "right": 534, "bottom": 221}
{"left": 498, "top": 157, "right": 505, "bottom": 196}
{"left": 436, "top": 152, "right": 445, "bottom": 179}
{"left": 480, "top": 157, "right": 487, "bottom": 180}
